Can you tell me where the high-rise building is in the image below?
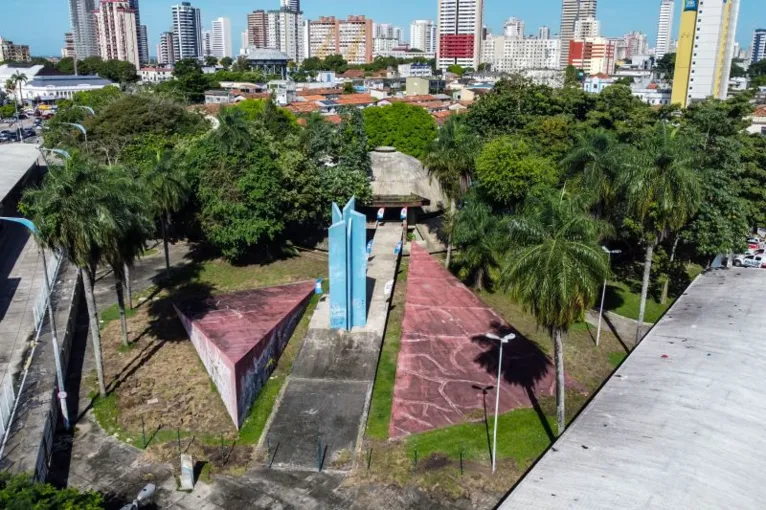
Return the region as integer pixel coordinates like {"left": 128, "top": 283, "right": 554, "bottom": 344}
{"left": 437, "top": 0, "right": 484, "bottom": 70}
{"left": 410, "top": 20, "right": 437, "bottom": 54}
{"left": 62, "top": 32, "right": 76, "bottom": 59}
{"left": 157, "top": 31, "right": 177, "bottom": 64}
{"left": 672, "top": 0, "right": 741, "bottom": 107}
{"left": 127, "top": 0, "right": 145, "bottom": 63}
{"left": 247, "top": 10, "right": 268, "bottom": 48}
{"left": 573, "top": 17, "right": 600, "bottom": 39}
{"left": 172, "top": 2, "right": 203, "bottom": 60}
{"left": 240, "top": 31, "right": 248, "bottom": 54}
{"left": 68, "top": 0, "right": 99, "bottom": 59}
{"left": 559, "top": 0, "right": 597, "bottom": 69}
{"left": 281, "top": 0, "right": 300, "bottom": 10}
{"left": 93, "top": 0, "right": 140, "bottom": 69}
{"left": 138, "top": 25, "right": 149, "bottom": 63}
{"left": 211, "top": 17, "right": 232, "bottom": 58}
{"left": 752, "top": 29, "right": 766, "bottom": 64}
{"left": 538, "top": 26, "right": 551, "bottom": 40}
{"left": 655, "top": 0, "right": 674, "bottom": 60}
{"left": 374, "top": 23, "right": 403, "bottom": 42}
{"left": 503, "top": 18, "right": 525, "bottom": 38}
{"left": 266, "top": 9, "right": 305, "bottom": 63}
{"left": 202, "top": 30, "right": 212, "bottom": 57}
{"left": 308, "top": 16, "right": 373, "bottom": 65}
{"left": 623, "top": 31, "right": 649, "bottom": 58}
{"left": 569, "top": 37, "right": 615, "bottom": 75}
{"left": 0, "top": 38, "right": 31, "bottom": 62}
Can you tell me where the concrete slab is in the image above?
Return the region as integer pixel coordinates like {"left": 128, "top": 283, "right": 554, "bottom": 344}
{"left": 0, "top": 143, "right": 42, "bottom": 205}
{"left": 499, "top": 269, "right": 766, "bottom": 509}
{"left": 174, "top": 281, "right": 314, "bottom": 427}
{"left": 390, "top": 244, "right": 566, "bottom": 438}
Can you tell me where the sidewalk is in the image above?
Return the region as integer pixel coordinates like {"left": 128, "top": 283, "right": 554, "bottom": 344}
{"left": 263, "top": 223, "right": 403, "bottom": 470}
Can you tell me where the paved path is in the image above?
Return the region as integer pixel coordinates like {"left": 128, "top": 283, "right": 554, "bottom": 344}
{"left": 263, "top": 223, "right": 402, "bottom": 471}
{"left": 0, "top": 222, "right": 52, "bottom": 384}
{"left": 585, "top": 310, "right": 652, "bottom": 348}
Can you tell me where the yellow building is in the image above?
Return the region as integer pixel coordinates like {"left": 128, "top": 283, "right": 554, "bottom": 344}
{"left": 671, "top": 0, "right": 740, "bottom": 108}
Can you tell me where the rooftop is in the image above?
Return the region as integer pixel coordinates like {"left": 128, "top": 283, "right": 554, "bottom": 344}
{"left": 0, "top": 144, "right": 43, "bottom": 205}
{"left": 500, "top": 269, "right": 766, "bottom": 509}
{"left": 27, "top": 75, "right": 113, "bottom": 87}
{"left": 242, "top": 47, "right": 290, "bottom": 61}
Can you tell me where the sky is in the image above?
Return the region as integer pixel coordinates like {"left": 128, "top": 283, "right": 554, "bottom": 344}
{"left": 0, "top": 0, "right": 763, "bottom": 58}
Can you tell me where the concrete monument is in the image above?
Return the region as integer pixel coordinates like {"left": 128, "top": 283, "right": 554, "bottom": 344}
{"left": 329, "top": 197, "right": 367, "bottom": 330}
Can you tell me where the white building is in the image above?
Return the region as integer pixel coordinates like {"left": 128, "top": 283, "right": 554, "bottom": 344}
{"left": 410, "top": 20, "right": 436, "bottom": 54}
{"left": 752, "top": 28, "right": 766, "bottom": 65}
{"left": 656, "top": 0, "right": 674, "bottom": 60}
{"left": 503, "top": 17, "right": 525, "bottom": 38}
{"left": 481, "top": 35, "right": 560, "bottom": 73}
{"left": 266, "top": 9, "right": 305, "bottom": 63}
{"left": 574, "top": 17, "right": 600, "bottom": 39}
{"left": 398, "top": 63, "right": 432, "bottom": 78}
{"left": 157, "top": 31, "right": 177, "bottom": 65}
{"left": 559, "top": 0, "right": 597, "bottom": 69}
{"left": 240, "top": 31, "right": 248, "bottom": 55}
{"left": 623, "top": 31, "right": 649, "bottom": 60}
{"left": 374, "top": 23, "right": 403, "bottom": 42}
{"left": 373, "top": 37, "right": 402, "bottom": 57}
{"left": 93, "top": 0, "right": 140, "bottom": 69}
{"left": 172, "top": 2, "right": 202, "bottom": 60}
{"left": 139, "top": 67, "right": 174, "bottom": 82}
{"left": 437, "top": 0, "right": 483, "bottom": 70}
{"left": 62, "top": 33, "right": 76, "bottom": 59}
{"left": 22, "top": 75, "right": 117, "bottom": 101}
{"left": 211, "top": 17, "right": 232, "bottom": 59}
{"left": 202, "top": 30, "right": 212, "bottom": 57}
{"left": 688, "top": 0, "right": 740, "bottom": 103}
{"left": 538, "top": 26, "right": 551, "bottom": 40}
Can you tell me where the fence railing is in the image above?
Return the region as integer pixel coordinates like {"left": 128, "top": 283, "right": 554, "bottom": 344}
{"left": 0, "top": 373, "right": 15, "bottom": 443}
{"left": 32, "top": 250, "right": 63, "bottom": 328}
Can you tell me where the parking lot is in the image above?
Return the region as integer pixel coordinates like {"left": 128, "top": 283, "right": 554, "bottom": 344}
{"left": 0, "top": 115, "right": 42, "bottom": 144}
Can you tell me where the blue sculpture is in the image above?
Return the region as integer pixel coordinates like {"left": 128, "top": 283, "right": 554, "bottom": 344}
{"left": 329, "top": 197, "right": 367, "bottom": 330}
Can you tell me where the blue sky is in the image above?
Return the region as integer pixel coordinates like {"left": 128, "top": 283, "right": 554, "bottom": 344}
{"left": 0, "top": 0, "right": 762, "bottom": 57}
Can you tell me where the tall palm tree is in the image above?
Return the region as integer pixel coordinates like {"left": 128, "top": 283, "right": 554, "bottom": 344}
{"left": 502, "top": 194, "right": 609, "bottom": 434}
{"left": 102, "top": 167, "right": 153, "bottom": 346}
{"left": 140, "top": 150, "right": 190, "bottom": 278}
{"left": 20, "top": 158, "right": 127, "bottom": 397}
{"left": 10, "top": 72, "right": 27, "bottom": 106}
{"left": 618, "top": 124, "right": 701, "bottom": 344}
{"left": 452, "top": 199, "right": 508, "bottom": 291}
{"left": 424, "top": 115, "right": 481, "bottom": 268}
{"left": 562, "top": 129, "right": 623, "bottom": 217}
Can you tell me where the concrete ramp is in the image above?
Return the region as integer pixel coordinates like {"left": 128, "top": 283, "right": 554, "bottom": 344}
{"left": 264, "top": 223, "right": 402, "bottom": 471}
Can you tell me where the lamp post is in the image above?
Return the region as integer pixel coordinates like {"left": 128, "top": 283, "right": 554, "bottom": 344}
{"left": 37, "top": 147, "right": 71, "bottom": 166}
{"left": 484, "top": 331, "right": 516, "bottom": 474}
{"left": 71, "top": 105, "right": 95, "bottom": 116}
{"left": 0, "top": 217, "right": 70, "bottom": 430}
{"left": 62, "top": 122, "right": 87, "bottom": 146}
{"left": 596, "top": 247, "right": 622, "bottom": 347}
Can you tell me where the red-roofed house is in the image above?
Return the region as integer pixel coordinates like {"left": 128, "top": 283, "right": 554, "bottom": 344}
{"left": 748, "top": 105, "right": 766, "bottom": 135}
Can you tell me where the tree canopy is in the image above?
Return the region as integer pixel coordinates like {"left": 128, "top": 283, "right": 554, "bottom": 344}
{"left": 363, "top": 102, "right": 437, "bottom": 160}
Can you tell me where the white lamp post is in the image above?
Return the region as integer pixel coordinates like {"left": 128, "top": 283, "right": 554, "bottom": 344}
{"left": 596, "top": 246, "right": 622, "bottom": 347}
{"left": 485, "top": 331, "right": 516, "bottom": 474}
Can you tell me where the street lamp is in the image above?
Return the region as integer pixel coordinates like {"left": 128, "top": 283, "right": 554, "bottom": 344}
{"left": 71, "top": 105, "right": 95, "bottom": 116}
{"left": 62, "top": 122, "right": 87, "bottom": 145}
{"left": 596, "top": 246, "right": 622, "bottom": 347}
{"left": 37, "top": 147, "right": 71, "bottom": 166}
{"left": 0, "top": 217, "right": 70, "bottom": 430}
{"left": 484, "top": 331, "right": 516, "bottom": 474}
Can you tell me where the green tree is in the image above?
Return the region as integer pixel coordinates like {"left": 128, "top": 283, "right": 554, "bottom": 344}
{"left": 0, "top": 473, "right": 103, "bottom": 509}
{"left": 619, "top": 124, "right": 701, "bottom": 344}
{"left": 363, "top": 102, "right": 437, "bottom": 160}
{"left": 10, "top": 71, "right": 27, "bottom": 104}
{"left": 748, "top": 59, "right": 766, "bottom": 78}
{"left": 564, "top": 65, "right": 581, "bottom": 86}
{"left": 219, "top": 56, "right": 234, "bottom": 70}
{"left": 342, "top": 81, "right": 354, "bottom": 94}
{"left": 56, "top": 56, "right": 75, "bottom": 75}
{"left": 172, "top": 58, "right": 209, "bottom": 103}
{"left": 522, "top": 115, "right": 578, "bottom": 163}
{"left": 452, "top": 197, "right": 509, "bottom": 290}
{"left": 337, "top": 107, "right": 372, "bottom": 177}
{"left": 740, "top": 134, "right": 766, "bottom": 231}
{"left": 502, "top": 194, "right": 609, "bottom": 434}
{"left": 0, "top": 104, "right": 14, "bottom": 118}
{"left": 655, "top": 52, "right": 676, "bottom": 79}
{"left": 20, "top": 158, "right": 132, "bottom": 397}
{"left": 562, "top": 129, "right": 623, "bottom": 217}
{"left": 475, "top": 136, "right": 558, "bottom": 210}
{"left": 98, "top": 59, "right": 138, "bottom": 83}
{"left": 232, "top": 55, "right": 251, "bottom": 73}
{"left": 323, "top": 54, "right": 348, "bottom": 73}
{"left": 447, "top": 64, "right": 465, "bottom": 76}
{"left": 205, "top": 56, "right": 219, "bottom": 66}
{"left": 730, "top": 59, "right": 747, "bottom": 79}
{"left": 423, "top": 115, "right": 481, "bottom": 267}
{"left": 78, "top": 56, "right": 104, "bottom": 76}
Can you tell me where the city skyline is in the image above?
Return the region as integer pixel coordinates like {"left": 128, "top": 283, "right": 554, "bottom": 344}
{"left": 0, "top": 0, "right": 762, "bottom": 58}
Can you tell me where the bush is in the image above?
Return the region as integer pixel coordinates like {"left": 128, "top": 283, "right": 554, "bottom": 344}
{"left": 0, "top": 473, "right": 103, "bottom": 509}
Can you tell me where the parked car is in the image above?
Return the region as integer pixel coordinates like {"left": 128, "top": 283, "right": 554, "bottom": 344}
{"left": 747, "top": 238, "right": 763, "bottom": 253}
{"left": 733, "top": 254, "right": 766, "bottom": 268}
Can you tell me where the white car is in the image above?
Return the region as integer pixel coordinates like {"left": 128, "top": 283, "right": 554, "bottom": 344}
{"left": 733, "top": 253, "right": 766, "bottom": 268}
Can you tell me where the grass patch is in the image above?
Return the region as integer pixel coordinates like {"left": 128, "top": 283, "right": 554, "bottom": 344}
{"left": 406, "top": 407, "right": 555, "bottom": 467}
{"left": 603, "top": 280, "right": 671, "bottom": 324}
{"left": 366, "top": 258, "right": 409, "bottom": 440}
{"left": 99, "top": 304, "right": 136, "bottom": 329}
{"left": 237, "top": 286, "right": 324, "bottom": 444}
{"left": 91, "top": 393, "right": 120, "bottom": 436}
{"left": 608, "top": 351, "right": 627, "bottom": 368}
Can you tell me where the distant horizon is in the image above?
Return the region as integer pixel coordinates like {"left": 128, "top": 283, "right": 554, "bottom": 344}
{"left": 0, "top": 0, "right": 761, "bottom": 58}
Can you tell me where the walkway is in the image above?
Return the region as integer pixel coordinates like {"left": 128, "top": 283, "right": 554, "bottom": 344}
{"left": 499, "top": 269, "right": 766, "bottom": 509}
{"left": 263, "top": 223, "right": 402, "bottom": 470}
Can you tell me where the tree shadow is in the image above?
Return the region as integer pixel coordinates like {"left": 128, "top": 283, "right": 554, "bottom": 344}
{"left": 471, "top": 321, "right": 555, "bottom": 442}
{"left": 602, "top": 284, "right": 626, "bottom": 312}
{"left": 471, "top": 384, "right": 494, "bottom": 463}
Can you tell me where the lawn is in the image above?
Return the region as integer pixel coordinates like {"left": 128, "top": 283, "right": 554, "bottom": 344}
{"left": 366, "top": 258, "right": 408, "bottom": 440}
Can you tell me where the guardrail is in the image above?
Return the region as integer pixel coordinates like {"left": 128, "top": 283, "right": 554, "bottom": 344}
{"left": 33, "top": 250, "right": 63, "bottom": 327}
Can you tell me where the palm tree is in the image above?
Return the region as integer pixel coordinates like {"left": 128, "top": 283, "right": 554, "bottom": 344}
{"left": 424, "top": 115, "right": 481, "bottom": 268}
{"left": 452, "top": 198, "right": 508, "bottom": 291}
{"left": 210, "top": 107, "right": 253, "bottom": 155}
{"left": 20, "top": 158, "right": 127, "bottom": 397}
{"left": 562, "top": 129, "right": 623, "bottom": 217}
{"left": 140, "top": 150, "right": 190, "bottom": 278}
{"left": 502, "top": 194, "right": 609, "bottom": 434}
{"left": 102, "top": 167, "right": 153, "bottom": 346}
{"left": 10, "top": 72, "right": 27, "bottom": 106}
{"left": 618, "top": 124, "right": 701, "bottom": 344}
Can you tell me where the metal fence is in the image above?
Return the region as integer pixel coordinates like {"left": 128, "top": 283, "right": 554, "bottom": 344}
{"left": 0, "top": 373, "right": 15, "bottom": 443}
{"left": 32, "top": 250, "right": 63, "bottom": 327}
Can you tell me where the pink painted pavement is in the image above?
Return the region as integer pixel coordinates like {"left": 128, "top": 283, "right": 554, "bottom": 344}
{"left": 390, "top": 244, "right": 570, "bottom": 438}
